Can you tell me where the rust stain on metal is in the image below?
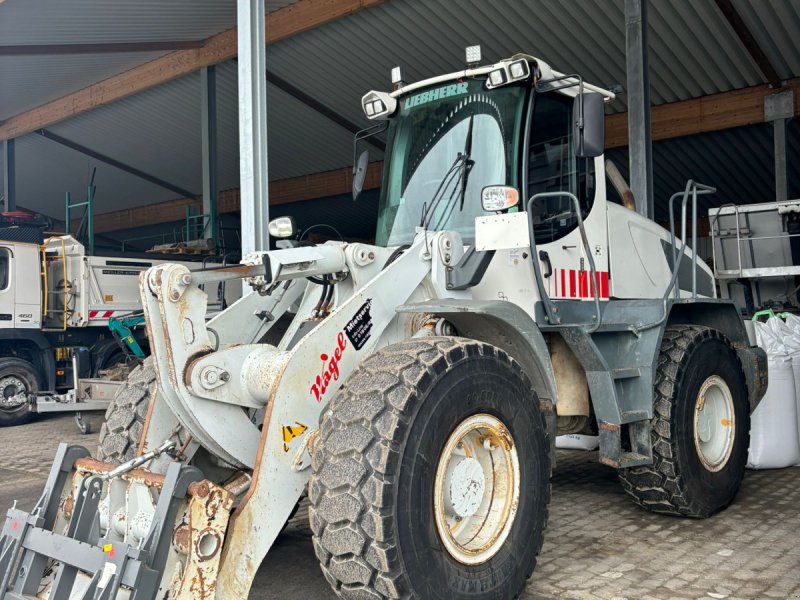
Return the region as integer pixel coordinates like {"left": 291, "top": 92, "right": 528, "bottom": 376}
{"left": 75, "top": 458, "right": 167, "bottom": 488}
{"left": 60, "top": 493, "right": 75, "bottom": 519}
{"left": 222, "top": 471, "right": 252, "bottom": 497}
{"left": 598, "top": 422, "right": 619, "bottom": 432}
{"left": 169, "top": 480, "right": 235, "bottom": 599}
{"left": 188, "top": 481, "right": 210, "bottom": 498}
{"left": 172, "top": 523, "right": 191, "bottom": 556}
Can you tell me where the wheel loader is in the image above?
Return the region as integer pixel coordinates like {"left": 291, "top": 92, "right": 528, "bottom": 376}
{"left": 0, "top": 48, "right": 767, "bottom": 600}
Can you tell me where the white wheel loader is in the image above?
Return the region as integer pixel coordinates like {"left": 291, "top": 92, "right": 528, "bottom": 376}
{"left": 1, "top": 49, "right": 767, "bottom": 600}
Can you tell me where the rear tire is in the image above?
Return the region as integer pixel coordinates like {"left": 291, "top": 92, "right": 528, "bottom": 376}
{"left": 618, "top": 326, "right": 749, "bottom": 517}
{"left": 309, "top": 338, "right": 550, "bottom": 599}
{"left": 0, "top": 358, "right": 38, "bottom": 427}
{"left": 97, "top": 356, "right": 156, "bottom": 463}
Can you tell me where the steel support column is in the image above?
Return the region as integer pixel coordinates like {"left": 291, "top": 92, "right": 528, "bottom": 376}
{"left": 625, "top": 0, "right": 653, "bottom": 219}
{"left": 764, "top": 90, "right": 793, "bottom": 202}
{"left": 201, "top": 66, "right": 219, "bottom": 242}
{"left": 774, "top": 118, "right": 788, "bottom": 201}
{"left": 237, "top": 0, "right": 269, "bottom": 257}
{"left": 2, "top": 139, "right": 15, "bottom": 212}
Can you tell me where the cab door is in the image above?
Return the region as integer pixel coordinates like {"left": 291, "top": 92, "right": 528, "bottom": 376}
{"left": 0, "top": 245, "right": 13, "bottom": 327}
{"left": 525, "top": 92, "right": 609, "bottom": 301}
{"left": 13, "top": 244, "right": 42, "bottom": 328}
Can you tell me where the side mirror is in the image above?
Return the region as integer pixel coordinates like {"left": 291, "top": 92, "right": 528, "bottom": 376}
{"left": 267, "top": 216, "right": 296, "bottom": 238}
{"left": 352, "top": 150, "right": 369, "bottom": 201}
{"left": 574, "top": 92, "right": 604, "bottom": 158}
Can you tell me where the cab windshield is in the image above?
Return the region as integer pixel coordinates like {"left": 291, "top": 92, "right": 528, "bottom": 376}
{"left": 375, "top": 78, "right": 526, "bottom": 246}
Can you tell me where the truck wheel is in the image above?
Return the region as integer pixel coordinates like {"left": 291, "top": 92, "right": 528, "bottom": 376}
{"left": 98, "top": 356, "right": 156, "bottom": 463}
{"left": 309, "top": 338, "right": 550, "bottom": 599}
{"left": 618, "top": 326, "right": 749, "bottom": 518}
{"left": 0, "top": 358, "right": 38, "bottom": 427}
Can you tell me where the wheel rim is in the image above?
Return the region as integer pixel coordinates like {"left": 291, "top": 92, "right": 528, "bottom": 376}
{"left": 693, "top": 375, "right": 735, "bottom": 472}
{"left": 0, "top": 375, "right": 29, "bottom": 411}
{"left": 433, "top": 414, "right": 520, "bottom": 565}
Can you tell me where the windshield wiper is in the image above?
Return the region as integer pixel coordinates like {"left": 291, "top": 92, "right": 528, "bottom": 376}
{"left": 418, "top": 153, "right": 468, "bottom": 228}
{"left": 419, "top": 116, "right": 476, "bottom": 230}
{"left": 459, "top": 115, "right": 475, "bottom": 211}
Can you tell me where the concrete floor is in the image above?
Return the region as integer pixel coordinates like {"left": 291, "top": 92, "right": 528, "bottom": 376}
{"left": 2, "top": 413, "right": 799, "bottom": 600}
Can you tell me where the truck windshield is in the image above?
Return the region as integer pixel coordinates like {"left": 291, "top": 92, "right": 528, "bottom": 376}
{"left": 375, "top": 79, "right": 526, "bottom": 246}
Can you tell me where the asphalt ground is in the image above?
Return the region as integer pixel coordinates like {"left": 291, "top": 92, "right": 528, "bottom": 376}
{"left": 1, "top": 413, "right": 799, "bottom": 599}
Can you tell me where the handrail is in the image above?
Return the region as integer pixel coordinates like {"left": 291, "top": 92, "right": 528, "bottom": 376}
{"left": 667, "top": 179, "right": 716, "bottom": 300}
{"left": 632, "top": 180, "right": 716, "bottom": 335}
{"left": 526, "top": 191, "right": 601, "bottom": 333}
{"left": 40, "top": 243, "right": 48, "bottom": 324}
{"left": 60, "top": 237, "right": 68, "bottom": 331}
{"left": 709, "top": 202, "right": 743, "bottom": 278}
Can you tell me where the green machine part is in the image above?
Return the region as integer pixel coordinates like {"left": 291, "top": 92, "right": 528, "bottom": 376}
{"left": 108, "top": 313, "right": 147, "bottom": 359}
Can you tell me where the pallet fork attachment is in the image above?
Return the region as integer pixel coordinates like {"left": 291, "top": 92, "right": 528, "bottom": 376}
{"left": 0, "top": 443, "right": 208, "bottom": 600}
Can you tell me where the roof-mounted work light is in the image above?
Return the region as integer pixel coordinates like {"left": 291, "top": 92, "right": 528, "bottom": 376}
{"left": 362, "top": 90, "right": 397, "bottom": 120}
{"left": 465, "top": 45, "right": 482, "bottom": 65}
{"left": 485, "top": 58, "right": 531, "bottom": 90}
{"left": 391, "top": 66, "right": 405, "bottom": 91}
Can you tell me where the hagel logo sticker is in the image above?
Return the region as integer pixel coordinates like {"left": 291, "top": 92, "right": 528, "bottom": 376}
{"left": 405, "top": 82, "right": 468, "bottom": 109}
{"left": 310, "top": 332, "right": 347, "bottom": 403}
{"left": 309, "top": 298, "right": 375, "bottom": 403}
{"left": 282, "top": 422, "right": 308, "bottom": 452}
{"left": 344, "top": 299, "right": 373, "bottom": 351}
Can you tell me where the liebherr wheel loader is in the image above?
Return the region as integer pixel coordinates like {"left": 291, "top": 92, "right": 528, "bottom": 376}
{"left": 1, "top": 48, "right": 767, "bottom": 600}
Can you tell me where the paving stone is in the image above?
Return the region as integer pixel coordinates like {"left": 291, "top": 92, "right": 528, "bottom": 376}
{"left": 2, "top": 417, "right": 799, "bottom": 600}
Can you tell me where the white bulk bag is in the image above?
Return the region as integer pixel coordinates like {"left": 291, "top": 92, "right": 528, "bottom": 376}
{"left": 784, "top": 314, "right": 800, "bottom": 439}
{"left": 747, "top": 318, "right": 800, "bottom": 469}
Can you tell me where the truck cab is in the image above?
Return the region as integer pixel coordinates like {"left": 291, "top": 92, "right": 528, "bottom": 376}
{"left": 0, "top": 231, "right": 43, "bottom": 330}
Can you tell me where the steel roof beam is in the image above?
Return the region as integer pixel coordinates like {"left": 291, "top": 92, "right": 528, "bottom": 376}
{"left": 35, "top": 129, "right": 197, "bottom": 199}
{"left": 0, "top": 41, "right": 205, "bottom": 56}
{"left": 714, "top": 0, "right": 782, "bottom": 88}
{"left": 266, "top": 70, "right": 386, "bottom": 152}
{"left": 0, "top": 0, "right": 387, "bottom": 142}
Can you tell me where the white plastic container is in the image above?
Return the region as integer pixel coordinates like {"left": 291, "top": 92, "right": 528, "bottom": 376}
{"left": 555, "top": 434, "right": 600, "bottom": 451}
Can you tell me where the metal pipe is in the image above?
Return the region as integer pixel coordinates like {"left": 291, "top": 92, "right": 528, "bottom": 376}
{"left": 202, "top": 66, "right": 219, "bottom": 243}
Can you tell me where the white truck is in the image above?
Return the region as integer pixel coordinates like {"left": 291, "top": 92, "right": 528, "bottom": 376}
{"left": 0, "top": 229, "right": 227, "bottom": 428}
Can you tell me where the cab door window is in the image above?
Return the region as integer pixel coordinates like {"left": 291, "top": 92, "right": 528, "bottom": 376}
{"left": 527, "top": 92, "right": 596, "bottom": 244}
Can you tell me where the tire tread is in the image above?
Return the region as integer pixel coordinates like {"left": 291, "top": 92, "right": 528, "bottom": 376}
{"left": 309, "top": 337, "right": 550, "bottom": 599}
{"left": 618, "top": 325, "right": 745, "bottom": 518}
{"left": 97, "top": 357, "right": 155, "bottom": 463}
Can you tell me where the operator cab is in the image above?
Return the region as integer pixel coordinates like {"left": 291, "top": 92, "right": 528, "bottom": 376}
{"left": 358, "top": 47, "right": 613, "bottom": 306}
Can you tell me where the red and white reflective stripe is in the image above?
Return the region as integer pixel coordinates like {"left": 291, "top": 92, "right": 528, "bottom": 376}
{"left": 548, "top": 269, "right": 609, "bottom": 300}
{"left": 88, "top": 310, "right": 125, "bottom": 319}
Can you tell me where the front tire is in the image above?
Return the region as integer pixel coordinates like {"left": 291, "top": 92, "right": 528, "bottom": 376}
{"left": 0, "top": 358, "right": 38, "bottom": 426}
{"left": 618, "top": 326, "right": 750, "bottom": 517}
{"left": 98, "top": 357, "right": 156, "bottom": 463}
{"left": 309, "top": 338, "right": 550, "bottom": 599}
